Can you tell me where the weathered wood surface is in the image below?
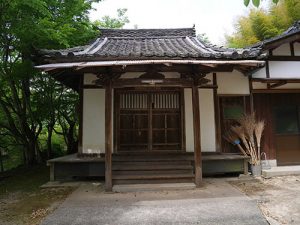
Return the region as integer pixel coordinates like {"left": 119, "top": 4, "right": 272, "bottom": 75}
{"left": 192, "top": 85, "right": 202, "bottom": 187}
{"left": 105, "top": 81, "right": 113, "bottom": 191}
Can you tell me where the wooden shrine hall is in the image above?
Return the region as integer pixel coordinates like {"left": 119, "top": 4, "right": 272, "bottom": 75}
{"left": 36, "top": 27, "right": 265, "bottom": 191}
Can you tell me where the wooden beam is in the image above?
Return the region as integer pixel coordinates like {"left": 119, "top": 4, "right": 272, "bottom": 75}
{"left": 105, "top": 80, "right": 113, "bottom": 192}
{"left": 290, "top": 42, "right": 295, "bottom": 56}
{"left": 199, "top": 85, "right": 218, "bottom": 89}
{"left": 192, "top": 84, "right": 202, "bottom": 187}
{"left": 252, "top": 89, "right": 300, "bottom": 94}
{"left": 268, "top": 56, "right": 300, "bottom": 61}
{"left": 269, "top": 81, "right": 287, "bottom": 89}
{"left": 112, "top": 78, "right": 194, "bottom": 88}
{"left": 249, "top": 76, "right": 254, "bottom": 113}
{"left": 252, "top": 78, "right": 300, "bottom": 83}
{"left": 83, "top": 84, "right": 103, "bottom": 89}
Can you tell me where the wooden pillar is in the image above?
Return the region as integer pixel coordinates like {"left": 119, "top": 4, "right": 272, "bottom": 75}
{"left": 192, "top": 84, "right": 202, "bottom": 187}
{"left": 105, "top": 81, "right": 113, "bottom": 191}
{"left": 213, "top": 73, "right": 221, "bottom": 152}
{"left": 249, "top": 76, "right": 254, "bottom": 113}
{"left": 78, "top": 75, "right": 84, "bottom": 154}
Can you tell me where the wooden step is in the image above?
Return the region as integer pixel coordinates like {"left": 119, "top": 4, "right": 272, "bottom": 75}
{"left": 112, "top": 160, "right": 191, "bottom": 166}
{"left": 111, "top": 153, "right": 195, "bottom": 185}
{"left": 113, "top": 169, "right": 193, "bottom": 175}
{"left": 112, "top": 173, "right": 194, "bottom": 185}
{"left": 112, "top": 156, "right": 194, "bottom": 162}
{"left": 112, "top": 164, "right": 193, "bottom": 171}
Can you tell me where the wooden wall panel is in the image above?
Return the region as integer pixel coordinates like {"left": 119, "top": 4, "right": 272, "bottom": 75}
{"left": 253, "top": 94, "right": 276, "bottom": 160}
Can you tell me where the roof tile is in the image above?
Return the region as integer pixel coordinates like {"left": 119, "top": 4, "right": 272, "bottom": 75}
{"left": 39, "top": 28, "right": 264, "bottom": 61}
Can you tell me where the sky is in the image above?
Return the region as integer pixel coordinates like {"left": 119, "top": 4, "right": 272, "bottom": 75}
{"left": 89, "top": 0, "right": 270, "bottom": 45}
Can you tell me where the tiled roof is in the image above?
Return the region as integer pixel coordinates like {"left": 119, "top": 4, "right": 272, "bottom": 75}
{"left": 251, "top": 20, "right": 300, "bottom": 48}
{"left": 39, "top": 28, "right": 263, "bottom": 61}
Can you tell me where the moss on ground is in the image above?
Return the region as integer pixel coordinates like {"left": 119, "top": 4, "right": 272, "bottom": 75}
{"left": 0, "top": 165, "right": 74, "bottom": 225}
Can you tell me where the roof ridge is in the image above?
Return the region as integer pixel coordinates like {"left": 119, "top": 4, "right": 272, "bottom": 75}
{"left": 99, "top": 27, "right": 196, "bottom": 38}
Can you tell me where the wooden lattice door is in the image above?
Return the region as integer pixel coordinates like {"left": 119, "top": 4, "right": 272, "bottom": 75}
{"left": 115, "top": 90, "right": 183, "bottom": 152}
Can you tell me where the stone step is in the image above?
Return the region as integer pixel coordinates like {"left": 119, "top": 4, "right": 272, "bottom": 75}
{"left": 262, "top": 166, "right": 300, "bottom": 178}
{"left": 112, "top": 183, "right": 196, "bottom": 192}
{"left": 113, "top": 173, "right": 194, "bottom": 185}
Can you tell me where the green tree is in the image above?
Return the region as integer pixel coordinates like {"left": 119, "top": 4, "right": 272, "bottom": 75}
{"left": 244, "top": 0, "right": 280, "bottom": 7}
{"left": 227, "top": 0, "right": 300, "bottom": 48}
{"left": 0, "top": 0, "right": 130, "bottom": 166}
{"left": 197, "top": 33, "right": 211, "bottom": 44}
{"left": 94, "top": 8, "right": 129, "bottom": 28}
{"left": 0, "top": 0, "right": 100, "bottom": 165}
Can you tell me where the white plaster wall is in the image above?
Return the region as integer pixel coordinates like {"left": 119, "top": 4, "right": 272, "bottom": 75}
{"left": 269, "top": 61, "right": 300, "bottom": 78}
{"left": 199, "top": 89, "right": 216, "bottom": 152}
{"left": 294, "top": 43, "right": 300, "bottom": 56}
{"left": 184, "top": 88, "right": 216, "bottom": 152}
{"left": 184, "top": 88, "right": 194, "bottom": 152}
{"left": 272, "top": 43, "right": 291, "bottom": 56}
{"left": 82, "top": 89, "right": 106, "bottom": 154}
{"left": 252, "top": 67, "right": 267, "bottom": 79}
{"left": 84, "top": 73, "right": 98, "bottom": 85}
{"left": 252, "top": 82, "right": 267, "bottom": 89}
{"left": 217, "top": 70, "right": 250, "bottom": 95}
{"left": 205, "top": 73, "right": 214, "bottom": 85}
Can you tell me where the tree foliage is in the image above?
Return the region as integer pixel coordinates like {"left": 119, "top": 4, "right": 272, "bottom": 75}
{"left": 0, "top": 0, "right": 129, "bottom": 166}
{"left": 94, "top": 8, "right": 130, "bottom": 28}
{"left": 244, "top": 0, "right": 280, "bottom": 7}
{"left": 227, "top": 0, "right": 300, "bottom": 48}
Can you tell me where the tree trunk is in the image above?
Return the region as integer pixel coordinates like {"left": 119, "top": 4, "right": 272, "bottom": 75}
{"left": 66, "top": 123, "right": 77, "bottom": 154}
{"left": 0, "top": 150, "right": 4, "bottom": 173}
{"left": 47, "top": 123, "right": 54, "bottom": 159}
{"left": 24, "top": 142, "right": 36, "bottom": 165}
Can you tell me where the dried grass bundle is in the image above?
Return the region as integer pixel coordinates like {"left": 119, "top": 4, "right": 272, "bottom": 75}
{"left": 223, "top": 129, "right": 247, "bottom": 156}
{"left": 255, "top": 121, "right": 265, "bottom": 148}
{"left": 231, "top": 125, "right": 249, "bottom": 150}
{"left": 223, "top": 112, "right": 265, "bottom": 166}
{"left": 238, "top": 112, "right": 256, "bottom": 144}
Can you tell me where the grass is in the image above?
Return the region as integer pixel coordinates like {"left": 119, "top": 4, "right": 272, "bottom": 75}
{"left": 2, "top": 147, "right": 24, "bottom": 172}
{"left": 0, "top": 165, "right": 74, "bottom": 225}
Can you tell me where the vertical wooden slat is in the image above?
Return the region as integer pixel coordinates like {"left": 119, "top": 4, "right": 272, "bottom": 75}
{"left": 192, "top": 85, "right": 202, "bottom": 187}
{"left": 105, "top": 81, "right": 113, "bottom": 192}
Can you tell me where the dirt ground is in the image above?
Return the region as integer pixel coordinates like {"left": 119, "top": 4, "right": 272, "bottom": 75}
{"left": 0, "top": 166, "right": 74, "bottom": 225}
{"left": 230, "top": 175, "right": 300, "bottom": 225}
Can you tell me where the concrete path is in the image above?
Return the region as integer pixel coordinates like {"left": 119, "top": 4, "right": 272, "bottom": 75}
{"left": 40, "top": 179, "right": 268, "bottom": 225}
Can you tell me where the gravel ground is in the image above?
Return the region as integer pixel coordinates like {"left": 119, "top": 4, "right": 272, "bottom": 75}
{"left": 229, "top": 175, "right": 300, "bottom": 225}
{"left": 40, "top": 179, "right": 268, "bottom": 225}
